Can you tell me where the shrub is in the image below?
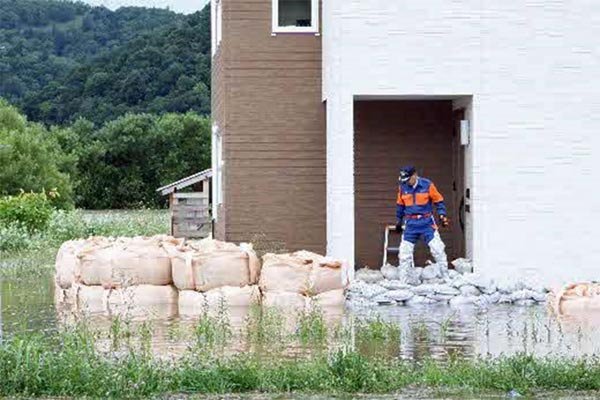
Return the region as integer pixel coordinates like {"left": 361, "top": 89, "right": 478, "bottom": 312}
{"left": 0, "top": 222, "right": 33, "bottom": 252}
{"left": 0, "top": 192, "right": 54, "bottom": 233}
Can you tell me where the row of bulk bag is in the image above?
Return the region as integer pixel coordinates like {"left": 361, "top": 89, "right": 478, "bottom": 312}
{"left": 71, "top": 283, "right": 179, "bottom": 318}
{"left": 259, "top": 251, "right": 350, "bottom": 310}
{"left": 76, "top": 236, "right": 180, "bottom": 288}
{"left": 259, "top": 251, "right": 351, "bottom": 296}
{"left": 169, "top": 239, "right": 261, "bottom": 292}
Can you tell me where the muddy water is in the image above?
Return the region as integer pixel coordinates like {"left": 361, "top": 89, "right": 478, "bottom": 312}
{"left": 2, "top": 274, "right": 600, "bottom": 361}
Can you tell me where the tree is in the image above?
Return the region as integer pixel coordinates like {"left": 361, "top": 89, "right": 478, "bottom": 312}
{"left": 0, "top": 99, "right": 74, "bottom": 208}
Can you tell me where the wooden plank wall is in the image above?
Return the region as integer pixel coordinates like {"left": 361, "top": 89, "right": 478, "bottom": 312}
{"left": 214, "top": 0, "right": 326, "bottom": 253}
{"left": 171, "top": 188, "right": 211, "bottom": 238}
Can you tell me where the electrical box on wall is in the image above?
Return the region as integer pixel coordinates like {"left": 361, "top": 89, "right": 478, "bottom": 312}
{"left": 460, "top": 120, "right": 470, "bottom": 146}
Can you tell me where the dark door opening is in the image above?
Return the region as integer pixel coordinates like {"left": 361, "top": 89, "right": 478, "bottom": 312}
{"left": 354, "top": 100, "right": 466, "bottom": 268}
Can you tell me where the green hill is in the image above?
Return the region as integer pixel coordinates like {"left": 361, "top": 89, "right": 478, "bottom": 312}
{"left": 0, "top": 0, "right": 211, "bottom": 125}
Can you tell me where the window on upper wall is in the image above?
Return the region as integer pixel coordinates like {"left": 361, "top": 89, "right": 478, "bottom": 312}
{"left": 272, "top": 0, "right": 319, "bottom": 33}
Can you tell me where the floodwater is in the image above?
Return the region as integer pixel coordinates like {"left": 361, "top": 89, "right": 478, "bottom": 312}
{"left": 2, "top": 273, "right": 600, "bottom": 362}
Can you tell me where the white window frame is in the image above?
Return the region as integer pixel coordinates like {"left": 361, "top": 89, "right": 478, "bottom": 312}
{"left": 211, "top": 124, "right": 224, "bottom": 220}
{"left": 211, "top": 0, "right": 222, "bottom": 56}
{"left": 272, "top": 0, "right": 319, "bottom": 34}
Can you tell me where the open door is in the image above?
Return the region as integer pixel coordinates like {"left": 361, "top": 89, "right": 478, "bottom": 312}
{"left": 452, "top": 109, "right": 467, "bottom": 257}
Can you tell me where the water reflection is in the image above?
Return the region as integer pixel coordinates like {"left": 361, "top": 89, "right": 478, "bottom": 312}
{"left": 2, "top": 274, "right": 600, "bottom": 361}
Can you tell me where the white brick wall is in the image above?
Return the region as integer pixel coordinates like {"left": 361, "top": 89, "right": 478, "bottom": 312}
{"left": 324, "top": 0, "right": 600, "bottom": 287}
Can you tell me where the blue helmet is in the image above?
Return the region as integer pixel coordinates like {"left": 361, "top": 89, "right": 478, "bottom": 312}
{"left": 399, "top": 166, "right": 416, "bottom": 183}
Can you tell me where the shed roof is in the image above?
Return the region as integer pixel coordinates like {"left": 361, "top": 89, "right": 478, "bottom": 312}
{"left": 156, "top": 168, "right": 212, "bottom": 196}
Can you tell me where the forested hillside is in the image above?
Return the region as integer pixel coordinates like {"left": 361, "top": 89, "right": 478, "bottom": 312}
{"left": 0, "top": 0, "right": 211, "bottom": 125}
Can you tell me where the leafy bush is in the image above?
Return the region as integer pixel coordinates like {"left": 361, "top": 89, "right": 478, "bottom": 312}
{"left": 0, "top": 99, "right": 74, "bottom": 208}
{"left": 0, "top": 192, "right": 54, "bottom": 233}
{"left": 0, "top": 223, "right": 33, "bottom": 252}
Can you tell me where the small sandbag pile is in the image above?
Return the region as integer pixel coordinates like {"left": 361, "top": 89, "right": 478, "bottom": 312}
{"left": 55, "top": 235, "right": 182, "bottom": 317}
{"left": 169, "top": 239, "right": 261, "bottom": 316}
{"left": 259, "top": 251, "right": 351, "bottom": 310}
{"left": 549, "top": 282, "right": 600, "bottom": 316}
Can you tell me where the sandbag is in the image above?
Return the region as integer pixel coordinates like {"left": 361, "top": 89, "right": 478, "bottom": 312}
{"left": 77, "top": 237, "right": 172, "bottom": 288}
{"left": 170, "top": 239, "right": 258, "bottom": 292}
{"left": 259, "top": 253, "right": 313, "bottom": 294}
{"left": 55, "top": 240, "right": 86, "bottom": 289}
{"left": 262, "top": 291, "right": 309, "bottom": 310}
{"left": 312, "top": 289, "right": 346, "bottom": 307}
{"left": 108, "top": 284, "right": 178, "bottom": 318}
{"left": 550, "top": 283, "right": 600, "bottom": 315}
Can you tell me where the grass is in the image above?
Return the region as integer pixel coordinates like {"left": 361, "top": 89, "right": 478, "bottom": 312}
{"left": 2, "top": 321, "right": 600, "bottom": 398}
{"left": 0, "top": 209, "right": 169, "bottom": 279}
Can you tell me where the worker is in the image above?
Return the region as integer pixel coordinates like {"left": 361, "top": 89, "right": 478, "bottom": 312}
{"left": 396, "top": 166, "right": 449, "bottom": 269}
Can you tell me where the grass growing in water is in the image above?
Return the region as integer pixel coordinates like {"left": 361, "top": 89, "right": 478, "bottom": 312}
{"left": 296, "top": 305, "right": 329, "bottom": 345}
{"left": 1, "top": 323, "right": 600, "bottom": 397}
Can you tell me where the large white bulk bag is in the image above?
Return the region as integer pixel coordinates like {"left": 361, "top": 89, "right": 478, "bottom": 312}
{"left": 259, "top": 253, "right": 312, "bottom": 294}
{"left": 204, "top": 285, "right": 261, "bottom": 308}
{"left": 312, "top": 289, "right": 346, "bottom": 307}
{"left": 77, "top": 237, "right": 172, "bottom": 288}
{"left": 170, "top": 239, "right": 259, "bottom": 292}
{"left": 262, "top": 291, "right": 309, "bottom": 310}
{"left": 309, "top": 259, "right": 351, "bottom": 295}
{"left": 73, "top": 284, "right": 109, "bottom": 314}
{"left": 178, "top": 290, "right": 206, "bottom": 316}
{"left": 108, "top": 284, "right": 178, "bottom": 318}
{"left": 550, "top": 283, "right": 600, "bottom": 315}
{"left": 55, "top": 240, "right": 86, "bottom": 289}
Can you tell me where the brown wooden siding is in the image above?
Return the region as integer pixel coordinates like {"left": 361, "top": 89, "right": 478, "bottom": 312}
{"left": 354, "top": 100, "right": 462, "bottom": 268}
{"left": 213, "top": 0, "right": 326, "bottom": 253}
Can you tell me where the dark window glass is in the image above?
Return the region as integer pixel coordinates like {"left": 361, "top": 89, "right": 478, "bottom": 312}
{"left": 278, "top": 0, "right": 312, "bottom": 27}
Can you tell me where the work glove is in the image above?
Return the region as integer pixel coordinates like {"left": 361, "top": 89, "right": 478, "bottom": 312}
{"left": 439, "top": 215, "right": 450, "bottom": 228}
{"left": 395, "top": 221, "right": 403, "bottom": 234}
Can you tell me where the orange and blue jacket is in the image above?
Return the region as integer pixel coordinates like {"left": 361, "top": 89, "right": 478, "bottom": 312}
{"left": 396, "top": 177, "right": 447, "bottom": 221}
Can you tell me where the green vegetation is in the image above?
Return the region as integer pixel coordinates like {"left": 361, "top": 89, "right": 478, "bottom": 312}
{"left": 0, "top": 0, "right": 211, "bottom": 126}
{"left": 1, "top": 95, "right": 211, "bottom": 210}
{"left": 0, "top": 99, "right": 75, "bottom": 207}
{"left": 1, "top": 310, "right": 600, "bottom": 397}
{"left": 0, "top": 209, "right": 169, "bottom": 276}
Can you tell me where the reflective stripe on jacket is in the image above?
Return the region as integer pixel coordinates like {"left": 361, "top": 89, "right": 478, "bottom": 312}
{"left": 396, "top": 177, "right": 447, "bottom": 221}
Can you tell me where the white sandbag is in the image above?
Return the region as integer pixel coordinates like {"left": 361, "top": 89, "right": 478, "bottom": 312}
{"left": 355, "top": 268, "right": 384, "bottom": 284}
{"left": 77, "top": 237, "right": 172, "bottom": 288}
{"left": 259, "top": 253, "right": 312, "bottom": 294}
{"left": 451, "top": 258, "right": 473, "bottom": 274}
{"left": 262, "top": 291, "right": 309, "bottom": 310}
{"left": 205, "top": 285, "right": 261, "bottom": 308}
{"left": 108, "top": 284, "right": 178, "bottom": 318}
{"left": 170, "top": 239, "right": 257, "bottom": 292}
{"left": 380, "top": 264, "right": 399, "bottom": 280}
{"left": 312, "top": 289, "right": 346, "bottom": 307}
{"left": 55, "top": 240, "right": 87, "bottom": 289}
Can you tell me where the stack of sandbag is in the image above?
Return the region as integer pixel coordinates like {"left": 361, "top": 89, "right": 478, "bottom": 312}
{"left": 55, "top": 235, "right": 182, "bottom": 317}
{"left": 169, "top": 238, "right": 261, "bottom": 317}
{"left": 549, "top": 282, "right": 600, "bottom": 316}
{"left": 259, "top": 250, "right": 351, "bottom": 311}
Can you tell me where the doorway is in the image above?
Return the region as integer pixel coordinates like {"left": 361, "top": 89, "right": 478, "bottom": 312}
{"left": 353, "top": 99, "right": 467, "bottom": 268}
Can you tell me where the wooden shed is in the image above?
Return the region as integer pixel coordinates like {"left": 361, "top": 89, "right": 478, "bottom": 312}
{"left": 157, "top": 169, "right": 212, "bottom": 239}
